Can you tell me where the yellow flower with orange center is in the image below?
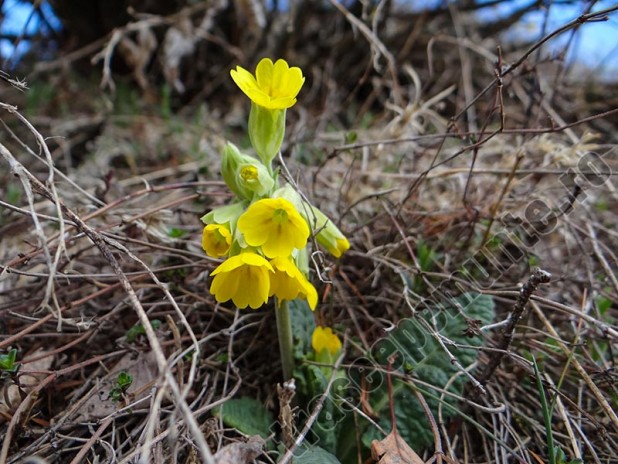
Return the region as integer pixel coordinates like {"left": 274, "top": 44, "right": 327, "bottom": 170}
{"left": 210, "top": 253, "right": 273, "bottom": 309}
{"left": 237, "top": 198, "right": 309, "bottom": 258}
{"left": 201, "top": 224, "right": 232, "bottom": 258}
{"left": 230, "top": 58, "right": 305, "bottom": 110}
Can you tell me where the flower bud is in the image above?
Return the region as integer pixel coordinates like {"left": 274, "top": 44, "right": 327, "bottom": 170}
{"left": 312, "top": 326, "right": 342, "bottom": 365}
{"left": 221, "top": 142, "right": 254, "bottom": 200}
{"left": 239, "top": 162, "right": 274, "bottom": 197}
{"left": 305, "top": 204, "right": 350, "bottom": 258}
{"left": 202, "top": 224, "right": 232, "bottom": 258}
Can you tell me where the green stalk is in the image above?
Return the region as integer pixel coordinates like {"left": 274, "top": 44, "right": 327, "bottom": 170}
{"left": 533, "top": 356, "right": 556, "bottom": 464}
{"left": 276, "top": 299, "right": 294, "bottom": 381}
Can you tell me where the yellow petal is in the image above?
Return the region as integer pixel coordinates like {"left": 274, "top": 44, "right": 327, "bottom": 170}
{"left": 312, "top": 326, "right": 342, "bottom": 355}
{"left": 269, "top": 257, "right": 318, "bottom": 310}
{"left": 271, "top": 60, "right": 304, "bottom": 100}
{"left": 231, "top": 58, "right": 305, "bottom": 110}
{"left": 230, "top": 66, "right": 260, "bottom": 98}
{"left": 209, "top": 253, "right": 273, "bottom": 309}
{"left": 238, "top": 198, "right": 309, "bottom": 258}
{"left": 301, "top": 279, "right": 318, "bottom": 310}
{"left": 255, "top": 58, "right": 275, "bottom": 95}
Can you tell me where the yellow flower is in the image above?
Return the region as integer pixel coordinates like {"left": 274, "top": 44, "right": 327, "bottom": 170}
{"left": 210, "top": 253, "right": 273, "bottom": 309}
{"left": 237, "top": 198, "right": 309, "bottom": 258}
{"left": 312, "top": 326, "right": 342, "bottom": 356}
{"left": 230, "top": 58, "right": 305, "bottom": 110}
{"left": 202, "top": 224, "right": 232, "bottom": 258}
{"left": 269, "top": 257, "right": 318, "bottom": 310}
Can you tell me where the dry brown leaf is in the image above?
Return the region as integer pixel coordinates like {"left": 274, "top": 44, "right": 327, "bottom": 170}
{"left": 0, "top": 348, "right": 54, "bottom": 424}
{"left": 277, "top": 379, "right": 296, "bottom": 450}
{"left": 71, "top": 350, "right": 158, "bottom": 422}
{"left": 213, "top": 435, "right": 265, "bottom": 464}
{"left": 371, "top": 430, "right": 424, "bottom": 464}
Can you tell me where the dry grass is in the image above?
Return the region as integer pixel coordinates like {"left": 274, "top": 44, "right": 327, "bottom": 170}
{"left": 1, "top": 2, "right": 618, "bottom": 463}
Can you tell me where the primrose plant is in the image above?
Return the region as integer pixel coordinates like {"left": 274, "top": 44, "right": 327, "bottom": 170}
{"left": 200, "top": 58, "right": 349, "bottom": 380}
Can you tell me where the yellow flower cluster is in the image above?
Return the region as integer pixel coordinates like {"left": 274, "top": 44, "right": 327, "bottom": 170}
{"left": 202, "top": 197, "right": 318, "bottom": 310}
{"left": 200, "top": 58, "right": 350, "bottom": 311}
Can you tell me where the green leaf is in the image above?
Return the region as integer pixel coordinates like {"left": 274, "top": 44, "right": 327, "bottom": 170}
{"left": 6, "top": 185, "right": 22, "bottom": 205}
{"left": 126, "top": 319, "right": 161, "bottom": 343}
{"left": 117, "top": 372, "right": 133, "bottom": 389}
{"left": 215, "top": 397, "right": 274, "bottom": 439}
{"left": 416, "top": 240, "right": 435, "bottom": 272}
{"left": 363, "top": 292, "right": 495, "bottom": 450}
{"left": 0, "top": 349, "right": 18, "bottom": 372}
{"left": 596, "top": 295, "right": 612, "bottom": 316}
{"left": 168, "top": 227, "right": 186, "bottom": 238}
{"left": 301, "top": 364, "right": 339, "bottom": 452}
{"left": 110, "top": 371, "right": 133, "bottom": 402}
{"left": 345, "top": 131, "right": 358, "bottom": 144}
{"left": 214, "top": 353, "right": 229, "bottom": 363}
{"left": 293, "top": 444, "right": 341, "bottom": 464}
{"left": 289, "top": 299, "right": 317, "bottom": 360}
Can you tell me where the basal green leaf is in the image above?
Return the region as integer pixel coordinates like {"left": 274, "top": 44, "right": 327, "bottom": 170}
{"left": 364, "top": 292, "right": 495, "bottom": 450}
{"left": 215, "top": 397, "right": 274, "bottom": 439}
{"left": 289, "top": 299, "right": 316, "bottom": 360}
{"left": 293, "top": 443, "right": 341, "bottom": 464}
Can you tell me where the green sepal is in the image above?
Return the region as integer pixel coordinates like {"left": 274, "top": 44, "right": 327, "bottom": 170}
{"left": 201, "top": 202, "right": 245, "bottom": 225}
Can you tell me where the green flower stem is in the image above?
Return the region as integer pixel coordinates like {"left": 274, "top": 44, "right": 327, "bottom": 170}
{"left": 276, "top": 299, "right": 294, "bottom": 381}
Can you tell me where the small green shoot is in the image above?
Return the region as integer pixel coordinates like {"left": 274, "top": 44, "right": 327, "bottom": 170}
{"left": 411, "top": 240, "right": 436, "bottom": 292}
{"left": 345, "top": 131, "right": 358, "bottom": 144}
{"left": 596, "top": 294, "right": 612, "bottom": 317}
{"left": 532, "top": 355, "right": 556, "bottom": 464}
{"left": 161, "top": 84, "right": 172, "bottom": 120}
{"left": 532, "top": 356, "right": 582, "bottom": 464}
{"left": 126, "top": 319, "right": 161, "bottom": 343}
{"left": 0, "top": 349, "right": 20, "bottom": 378}
{"left": 168, "top": 227, "right": 186, "bottom": 238}
{"left": 214, "top": 353, "right": 229, "bottom": 363}
{"left": 6, "top": 184, "right": 22, "bottom": 205}
{"left": 110, "top": 371, "right": 133, "bottom": 402}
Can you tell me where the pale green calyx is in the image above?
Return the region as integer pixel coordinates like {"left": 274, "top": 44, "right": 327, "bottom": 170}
{"left": 249, "top": 102, "right": 286, "bottom": 166}
{"left": 221, "top": 142, "right": 256, "bottom": 200}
